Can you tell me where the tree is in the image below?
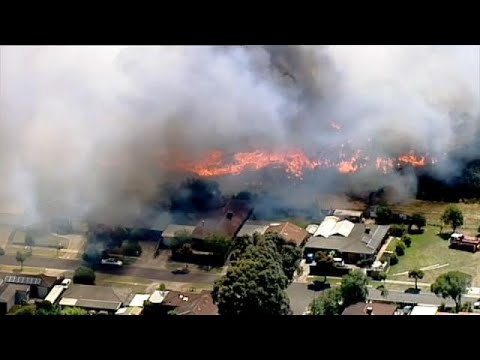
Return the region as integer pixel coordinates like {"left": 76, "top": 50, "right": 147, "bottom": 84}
{"left": 440, "top": 205, "right": 464, "bottom": 232}
{"left": 395, "top": 241, "right": 406, "bottom": 256}
{"left": 212, "top": 244, "right": 291, "bottom": 315}
{"left": 376, "top": 284, "right": 389, "bottom": 298}
{"left": 411, "top": 213, "right": 427, "bottom": 231}
{"left": 376, "top": 206, "right": 393, "bottom": 225}
{"left": 310, "top": 288, "right": 342, "bottom": 315}
{"left": 339, "top": 270, "right": 369, "bottom": 307}
{"left": 73, "top": 266, "right": 96, "bottom": 285}
{"left": 203, "top": 234, "right": 232, "bottom": 258}
{"left": 25, "top": 234, "right": 35, "bottom": 252}
{"left": 171, "top": 230, "right": 193, "bottom": 252}
{"left": 120, "top": 241, "right": 142, "bottom": 256}
{"left": 158, "top": 283, "right": 167, "bottom": 291}
{"left": 263, "top": 234, "right": 302, "bottom": 281}
{"left": 60, "top": 307, "right": 88, "bottom": 315}
{"left": 401, "top": 235, "right": 412, "bottom": 248}
{"left": 431, "top": 271, "right": 472, "bottom": 312}
{"left": 16, "top": 251, "right": 28, "bottom": 271}
{"left": 14, "top": 305, "right": 36, "bottom": 315}
{"left": 170, "top": 178, "right": 223, "bottom": 213}
{"left": 315, "top": 251, "right": 335, "bottom": 282}
{"left": 408, "top": 269, "right": 424, "bottom": 292}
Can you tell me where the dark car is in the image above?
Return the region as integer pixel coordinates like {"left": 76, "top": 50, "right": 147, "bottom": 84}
{"left": 172, "top": 265, "right": 190, "bottom": 275}
{"left": 308, "top": 280, "right": 331, "bottom": 291}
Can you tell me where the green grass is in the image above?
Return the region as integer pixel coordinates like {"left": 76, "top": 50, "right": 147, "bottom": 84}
{"left": 387, "top": 225, "right": 480, "bottom": 285}
{"left": 11, "top": 231, "right": 68, "bottom": 249}
{"left": 386, "top": 238, "right": 400, "bottom": 252}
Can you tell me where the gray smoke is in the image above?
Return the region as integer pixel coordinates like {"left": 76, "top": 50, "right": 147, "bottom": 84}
{"left": 0, "top": 45, "right": 478, "bottom": 224}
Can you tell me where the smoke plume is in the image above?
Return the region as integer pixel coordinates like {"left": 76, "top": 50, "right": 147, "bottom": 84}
{"left": 0, "top": 45, "right": 478, "bottom": 224}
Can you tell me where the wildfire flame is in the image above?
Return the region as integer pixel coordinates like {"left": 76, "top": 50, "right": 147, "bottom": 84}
{"left": 175, "top": 149, "right": 436, "bottom": 179}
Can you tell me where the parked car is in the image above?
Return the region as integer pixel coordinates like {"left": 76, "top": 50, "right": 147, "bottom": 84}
{"left": 101, "top": 258, "right": 123, "bottom": 267}
{"left": 61, "top": 278, "right": 72, "bottom": 289}
{"left": 474, "top": 299, "right": 480, "bottom": 309}
{"left": 172, "top": 265, "right": 190, "bottom": 274}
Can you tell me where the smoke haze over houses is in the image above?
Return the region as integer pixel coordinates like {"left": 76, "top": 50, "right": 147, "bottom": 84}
{"left": 0, "top": 45, "right": 478, "bottom": 224}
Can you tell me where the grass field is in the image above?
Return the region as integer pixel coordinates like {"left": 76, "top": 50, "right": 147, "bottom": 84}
{"left": 11, "top": 230, "right": 69, "bottom": 249}
{"left": 387, "top": 225, "right": 480, "bottom": 286}
{"left": 391, "top": 200, "right": 480, "bottom": 232}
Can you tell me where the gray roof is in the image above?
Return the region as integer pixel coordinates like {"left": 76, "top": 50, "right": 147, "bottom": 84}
{"left": 304, "top": 224, "right": 390, "bottom": 254}
{"left": 60, "top": 284, "right": 132, "bottom": 310}
{"left": 0, "top": 284, "right": 30, "bottom": 303}
{"left": 368, "top": 288, "right": 456, "bottom": 307}
{"left": 162, "top": 224, "right": 196, "bottom": 238}
{"left": 236, "top": 221, "right": 270, "bottom": 237}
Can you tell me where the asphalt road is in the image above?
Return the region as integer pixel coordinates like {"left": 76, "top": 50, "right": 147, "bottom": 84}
{"left": 0, "top": 255, "right": 220, "bottom": 284}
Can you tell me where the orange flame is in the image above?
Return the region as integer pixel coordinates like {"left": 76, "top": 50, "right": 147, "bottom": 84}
{"left": 175, "top": 148, "right": 436, "bottom": 178}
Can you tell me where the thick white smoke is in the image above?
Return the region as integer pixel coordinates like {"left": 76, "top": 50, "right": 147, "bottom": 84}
{"left": 0, "top": 45, "right": 478, "bottom": 224}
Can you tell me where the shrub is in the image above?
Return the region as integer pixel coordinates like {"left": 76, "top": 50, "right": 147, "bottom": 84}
{"left": 402, "top": 235, "right": 412, "bottom": 248}
{"left": 0, "top": 247, "right": 4, "bottom": 256}
{"left": 389, "top": 254, "right": 398, "bottom": 265}
{"left": 370, "top": 271, "right": 387, "bottom": 281}
{"left": 121, "top": 241, "right": 142, "bottom": 256}
{"left": 158, "top": 283, "right": 167, "bottom": 291}
{"left": 389, "top": 224, "right": 406, "bottom": 237}
{"left": 395, "top": 242, "right": 406, "bottom": 256}
{"left": 356, "top": 258, "right": 374, "bottom": 267}
{"left": 460, "top": 302, "right": 473, "bottom": 313}
{"left": 73, "top": 266, "right": 96, "bottom": 285}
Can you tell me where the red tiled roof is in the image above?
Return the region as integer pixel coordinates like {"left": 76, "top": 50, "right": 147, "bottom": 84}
{"left": 266, "top": 222, "right": 310, "bottom": 246}
{"left": 163, "top": 290, "right": 218, "bottom": 315}
{"left": 342, "top": 302, "right": 397, "bottom": 315}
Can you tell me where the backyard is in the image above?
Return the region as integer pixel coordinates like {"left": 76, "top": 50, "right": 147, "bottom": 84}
{"left": 387, "top": 225, "right": 480, "bottom": 286}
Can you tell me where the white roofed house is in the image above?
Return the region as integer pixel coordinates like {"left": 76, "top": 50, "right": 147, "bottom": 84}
{"left": 304, "top": 216, "right": 390, "bottom": 265}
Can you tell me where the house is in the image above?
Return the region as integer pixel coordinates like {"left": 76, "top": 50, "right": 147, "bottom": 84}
{"left": 1, "top": 273, "right": 59, "bottom": 298}
{"left": 409, "top": 305, "right": 438, "bottom": 315}
{"left": 304, "top": 216, "right": 390, "bottom": 264}
{"left": 115, "top": 306, "right": 143, "bottom": 315}
{"left": 161, "top": 224, "right": 196, "bottom": 247}
{"left": 147, "top": 290, "right": 218, "bottom": 315}
{"left": 0, "top": 281, "right": 30, "bottom": 315}
{"left": 342, "top": 302, "right": 397, "bottom": 315}
{"left": 129, "top": 293, "right": 151, "bottom": 307}
{"left": 236, "top": 220, "right": 270, "bottom": 238}
{"left": 192, "top": 199, "right": 253, "bottom": 241}
{"left": 59, "top": 284, "right": 133, "bottom": 314}
{"left": 265, "top": 222, "right": 310, "bottom": 247}
{"left": 333, "top": 209, "right": 363, "bottom": 223}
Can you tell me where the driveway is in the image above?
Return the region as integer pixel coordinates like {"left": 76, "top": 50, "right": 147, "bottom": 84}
{"left": 287, "top": 282, "right": 326, "bottom": 315}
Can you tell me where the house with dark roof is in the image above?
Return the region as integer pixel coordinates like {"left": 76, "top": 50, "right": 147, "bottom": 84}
{"left": 146, "top": 290, "right": 218, "bottom": 315}
{"left": 304, "top": 216, "right": 390, "bottom": 264}
{"left": 0, "top": 273, "right": 59, "bottom": 299}
{"left": 58, "top": 284, "right": 133, "bottom": 314}
{"left": 192, "top": 199, "right": 253, "bottom": 241}
{"left": 342, "top": 302, "right": 397, "bottom": 315}
{"left": 266, "top": 222, "right": 310, "bottom": 247}
{"left": 0, "top": 281, "right": 30, "bottom": 315}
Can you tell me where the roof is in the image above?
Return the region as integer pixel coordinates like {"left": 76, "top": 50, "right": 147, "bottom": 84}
{"left": 2, "top": 273, "right": 58, "bottom": 288}
{"left": 410, "top": 305, "right": 438, "bottom": 315}
{"left": 129, "top": 294, "right": 150, "bottom": 307}
{"left": 0, "top": 284, "right": 30, "bottom": 303}
{"left": 59, "top": 284, "right": 132, "bottom": 311}
{"left": 314, "top": 217, "right": 354, "bottom": 238}
{"left": 305, "top": 224, "right": 390, "bottom": 254}
{"left": 342, "top": 302, "right": 397, "bottom": 315}
{"left": 306, "top": 224, "right": 319, "bottom": 235}
{"left": 367, "top": 288, "right": 456, "bottom": 307}
{"left": 266, "top": 222, "right": 310, "bottom": 246}
{"left": 115, "top": 306, "right": 143, "bottom": 315}
{"left": 333, "top": 209, "right": 363, "bottom": 218}
{"left": 45, "top": 285, "right": 65, "bottom": 304}
{"left": 162, "top": 224, "right": 196, "bottom": 238}
{"left": 192, "top": 199, "right": 253, "bottom": 240}
{"left": 143, "top": 212, "right": 173, "bottom": 232}
{"left": 161, "top": 290, "right": 218, "bottom": 315}
{"left": 236, "top": 221, "right": 270, "bottom": 238}
{"left": 149, "top": 290, "right": 169, "bottom": 304}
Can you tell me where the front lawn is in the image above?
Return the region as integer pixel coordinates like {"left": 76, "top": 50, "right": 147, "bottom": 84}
{"left": 11, "top": 231, "right": 69, "bottom": 249}
{"left": 387, "top": 226, "right": 480, "bottom": 286}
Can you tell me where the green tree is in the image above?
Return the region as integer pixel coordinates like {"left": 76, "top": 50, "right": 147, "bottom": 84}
{"left": 158, "top": 283, "right": 167, "bottom": 291}
{"left": 395, "top": 241, "right": 406, "bottom": 256}
{"left": 212, "top": 244, "right": 290, "bottom": 315}
{"left": 73, "top": 266, "right": 96, "bottom": 285}
{"left": 264, "top": 234, "right": 302, "bottom": 281}
{"left": 376, "top": 206, "right": 393, "bottom": 225}
{"left": 431, "top": 271, "right": 472, "bottom": 312}
{"left": 60, "top": 307, "right": 88, "bottom": 315}
{"left": 411, "top": 213, "right": 427, "bottom": 231}
{"left": 203, "top": 234, "right": 232, "bottom": 257}
{"left": 310, "top": 288, "right": 342, "bottom": 315}
{"left": 25, "top": 234, "right": 35, "bottom": 252}
{"left": 16, "top": 251, "right": 28, "bottom": 271}
{"left": 340, "top": 270, "right": 369, "bottom": 307}
{"left": 229, "top": 235, "right": 255, "bottom": 262}
{"left": 408, "top": 269, "right": 424, "bottom": 292}
{"left": 401, "top": 235, "right": 412, "bottom": 248}
{"left": 14, "top": 305, "right": 36, "bottom": 315}
{"left": 171, "top": 230, "right": 193, "bottom": 252}
{"left": 315, "top": 251, "right": 334, "bottom": 282}
{"left": 440, "top": 205, "right": 464, "bottom": 232}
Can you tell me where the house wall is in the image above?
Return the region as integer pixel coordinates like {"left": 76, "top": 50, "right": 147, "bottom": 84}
{"left": 37, "top": 287, "right": 49, "bottom": 299}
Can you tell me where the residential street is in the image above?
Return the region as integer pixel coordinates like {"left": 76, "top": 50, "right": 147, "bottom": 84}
{"left": 0, "top": 255, "right": 220, "bottom": 284}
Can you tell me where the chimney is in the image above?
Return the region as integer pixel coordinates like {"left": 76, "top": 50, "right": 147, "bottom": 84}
{"left": 365, "top": 227, "right": 371, "bottom": 234}
{"left": 366, "top": 306, "right": 373, "bottom": 315}
{"left": 226, "top": 212, "right": 234, "bottom": 220}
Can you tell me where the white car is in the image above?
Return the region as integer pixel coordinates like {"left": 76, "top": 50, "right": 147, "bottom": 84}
{"left": 474, "top": 300, "right": 480, "bottom": 309}
{"left": 101, "top": 258, "right": 123, "bottom": 267}
{"left": 61, "top": 278, "right": 72, "bottom": 288}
